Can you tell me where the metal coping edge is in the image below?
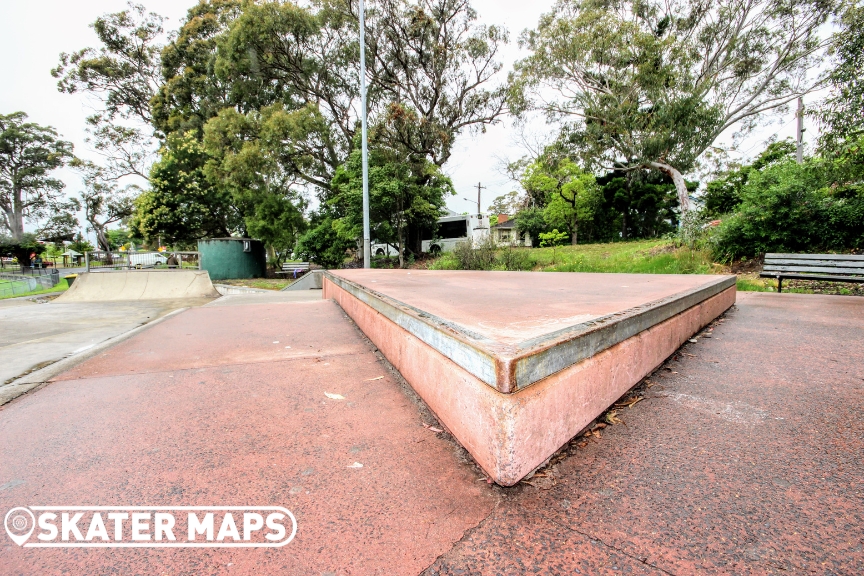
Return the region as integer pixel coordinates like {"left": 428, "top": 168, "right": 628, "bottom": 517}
{"left": 325, "top": 272, "right": 735, "bottom": 394}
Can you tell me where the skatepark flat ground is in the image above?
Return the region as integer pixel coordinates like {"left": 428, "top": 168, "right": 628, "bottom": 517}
{"left": 0, "top": 298, "right": 212, "bottom": 390}
{"left": 1, "top": 291, "right": 862, "bottom": 574}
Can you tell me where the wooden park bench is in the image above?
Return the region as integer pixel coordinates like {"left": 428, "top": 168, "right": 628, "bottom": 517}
{"left": 277, "top": 262, "right": 310, "bottom": 279}
{"left": 760, "top": 253, "right": 864, "bottom": 293}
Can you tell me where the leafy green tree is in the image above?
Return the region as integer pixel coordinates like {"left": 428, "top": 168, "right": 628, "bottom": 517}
{"left": 53, "top": 2, "right": 164, "bottom": 180}
{"left": 296, "top": 212, "right": 356, "bottom": 268}
{"left": 513, "top": 207, "right": 549, "bottom": 246}
{"left": 107, "top": 228, "right": 133, "bottom": 250}
{"left": 203, "top": 106, "right": 308, "bottom": 262}
{"left": 77, "top": 164, "right": 138, "bottom": 255}
{"left": 68, "top": 232, "right": 96, "bottom": 254}
{"left": 52, "top": 2, "right": 163, "bottom": 124}
{"left": 539, "top": 229, "right": 569, "bottom": 264}
{"left": 814, "top": 2, "right": 864, "bottom": 152}
{"left": 214, "top": 0, "right": 507, "bottom": 192}
{"left": 520, "top": 159, "right": 601, "bottom": 244}
{"left": 593, "top": 172, "right": 681, "bottom": 240}
{"left": 701, "top": 140, "right": 796, "bottom": 218}
{"left": 329, "top": 143, "right": 453, "bottom": 267}
{"left": 0, "top": 233, "right": 47, "bottom": 266}
{"left": 152, "top": 0, "right": 251, "bottom": 136}
{"left": 511, "top": 0, "right": 835, "bottom": 211}
{"left": 131, "top": 131, "right": 239, "bottom": 247}
{"left": 0, "top": 112, "right": 74, "bottom": 240}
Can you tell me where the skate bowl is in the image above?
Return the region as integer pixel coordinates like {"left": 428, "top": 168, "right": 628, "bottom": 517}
{"left": 55, "top": 270, "right": 220, "bottom": 302}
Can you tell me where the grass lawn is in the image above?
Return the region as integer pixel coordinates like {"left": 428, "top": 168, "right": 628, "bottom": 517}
{"left": 216, "top": 278, "right": 295, "bottom": 291}
{"left": 529, "top": 239, "right": 722, "bottom": 274}
{"left": 427, "top": 239, "right": 861, "bottom": 295}
{"left": 0, "top": 278, "right": 70, "bottom": 300}
{"left": 430, "top": 239, "right": 723, "bottom": 274}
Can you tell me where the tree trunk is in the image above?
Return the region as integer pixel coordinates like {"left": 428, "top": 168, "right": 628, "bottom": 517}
{"left": 8, "top": 204, "right": 24, "bottom": 240}
{"left": 398, "top": 224, "right": 405, "bottom": 268}
{"left": 94, "top": 226, "right": 114, "bottom": 265}
{"left": 647, "top": 161, "right": 690, "bottom": 212}
{"left": 571, "top": 216, "right": 578, "bottom": 245}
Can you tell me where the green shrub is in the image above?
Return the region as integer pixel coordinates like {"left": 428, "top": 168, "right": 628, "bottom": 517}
{"left": 710, "top": 158, "right": 864, "bottom": 260}
{"left": 452, "top": 237, "right": 498, "bottom": 270}
{"left": 498, "top": 246, "right": 536, "bottom": 271}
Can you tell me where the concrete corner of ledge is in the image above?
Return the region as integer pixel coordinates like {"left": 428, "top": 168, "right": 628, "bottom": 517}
{"left": 323, "top": 269, "right": 735, "bottom": 485}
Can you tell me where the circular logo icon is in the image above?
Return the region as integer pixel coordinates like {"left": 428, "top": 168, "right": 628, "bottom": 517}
{"left": 4, "top": 507, "right": 35, "bottom": 546}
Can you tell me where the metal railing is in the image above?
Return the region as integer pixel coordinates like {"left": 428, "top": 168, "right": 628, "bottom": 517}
{"left": 0, "top": 270, "right": 60, "bottom": 298}
{"left": 85, "top": 251, "right": 201, "bottom": 272}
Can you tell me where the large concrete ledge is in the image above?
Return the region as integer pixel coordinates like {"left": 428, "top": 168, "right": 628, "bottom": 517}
{"left": 324, "top": 270, "right": 735, "bottom": 485}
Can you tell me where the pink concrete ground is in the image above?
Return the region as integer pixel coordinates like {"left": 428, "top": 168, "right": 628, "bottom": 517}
{"left": 1, "top": 291, "right": 863, "bottom": 575}
{"left": 0, "top": 300, "right": 496, "bottom": 575}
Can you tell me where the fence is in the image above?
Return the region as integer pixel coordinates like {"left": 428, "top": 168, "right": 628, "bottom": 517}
{"left": 0, "top": 270, "right": 60, "bottom": 298}
{"left": 85, "top": 251, "right": 201, "bottom": 272}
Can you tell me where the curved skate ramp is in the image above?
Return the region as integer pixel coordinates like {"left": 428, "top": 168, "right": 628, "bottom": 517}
{"left": 56, "top": 270, "right": 220, "bottom": 302}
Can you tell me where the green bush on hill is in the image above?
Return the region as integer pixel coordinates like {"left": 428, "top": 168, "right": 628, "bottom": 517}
{"left": 710, "top": 154, "right": 864, "bottom": 261}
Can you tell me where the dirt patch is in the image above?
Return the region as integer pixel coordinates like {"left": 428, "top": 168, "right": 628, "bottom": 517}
{"left": 638, "top": 243, "right": 680, "bottom": 257}
{"left": 729, "top": 255, "right": 764, "bottom": 274}
{"left": 784, "top": 279, "right": 864, "bottom": 296}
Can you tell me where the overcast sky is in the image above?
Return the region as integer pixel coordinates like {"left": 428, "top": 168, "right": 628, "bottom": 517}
{"left": 1, "top": 0, "right": 816, "bottom": 237}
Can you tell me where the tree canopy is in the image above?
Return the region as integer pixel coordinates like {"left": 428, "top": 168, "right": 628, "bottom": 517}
{"left": 0, "top": 112, "right": 74, "bottom": 240}
{"left": 814, "top": 1, "right": 864, "bottom": 152}
{"left": 510, "top": 0, "right": 835, "bottom": 210}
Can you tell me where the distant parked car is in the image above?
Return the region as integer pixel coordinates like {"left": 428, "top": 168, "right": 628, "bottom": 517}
{"left": 127, "top": 252, "right": 168, "bottom": 269}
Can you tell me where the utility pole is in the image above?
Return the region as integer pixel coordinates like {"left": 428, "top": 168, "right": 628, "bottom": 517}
{"left": 463, "top": 182, "right": 486, "bottom": 215}
{"left": 796, "top": 97, "right": 804, "bottom": 164}
{"left": 359, "top": 0, "right": 371, "bottom": 268}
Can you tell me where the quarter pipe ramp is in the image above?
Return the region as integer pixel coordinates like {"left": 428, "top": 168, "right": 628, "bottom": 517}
{"left": 55, "top": 270, "right": 220, "bottom": 302}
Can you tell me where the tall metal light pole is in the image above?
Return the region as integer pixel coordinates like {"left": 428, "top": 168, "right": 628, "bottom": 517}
{"left": 796, "top": 97, "right": 804, "bottom": 164}
{"left": 359, "top": 0, "right": 371, "bottom": 268}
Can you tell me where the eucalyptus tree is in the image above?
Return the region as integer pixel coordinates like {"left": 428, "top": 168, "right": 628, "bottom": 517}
{"left": 814, "top": 1, "right": 864, "bottom": 152}
{"left": 215, "top": 0, "right": 508, "bottom": 192}
{"left": 152, "top": 0, "right": 250, "bottom": 136}
{"left": 214, "top": 0, "right": 507, "bottom": 257}
{"left": 52, "top": 2, "right": 165, "bottom": 181}
{"left": 511, "top": 0, "right": 837, "bottom": 211}
{"left": 77, "top": 163, "right": 137, "bottom": 255}
{"left": 0, "top": 113, "right": 74, "bottom": 240}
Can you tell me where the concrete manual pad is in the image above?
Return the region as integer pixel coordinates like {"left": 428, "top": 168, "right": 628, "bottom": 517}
{"left": 324, "top": 270, "right": 736, "bottom": 485}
